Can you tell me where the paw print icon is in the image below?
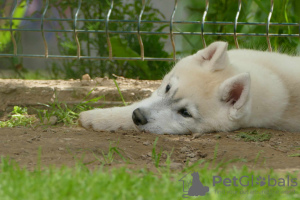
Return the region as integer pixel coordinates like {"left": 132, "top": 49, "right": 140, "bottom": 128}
{"left": 256, "top": 176, "right": 266, "bottom": 186}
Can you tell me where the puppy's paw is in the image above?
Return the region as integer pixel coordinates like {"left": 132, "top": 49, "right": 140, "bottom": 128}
{"left": 78, "top": 110, "right": 95, "bottom": 130}
{"left": 78, "top": 107, "right": 135, "bottom": 132}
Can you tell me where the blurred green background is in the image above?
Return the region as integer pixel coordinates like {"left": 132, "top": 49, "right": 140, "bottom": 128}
{"left": 0, "top": 0, "right": 299, "bottom": 80}
{"left": 177, "top": 0, "right": 300, "bottom": 54}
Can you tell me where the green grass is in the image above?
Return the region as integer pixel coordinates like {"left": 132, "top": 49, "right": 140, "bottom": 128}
{"left": 0, "top": 83, "right": 127, "bottom": 128}
{"left": 36, "top": 89, "right": 103, "bottom": 125}
{"left": 0, "top": 106, "right": 37, "bottom": 128}
{"left": 113, "top": 79, "right": 128, "bottom": 106}
{"left": 288, "top": 153, "right": 300, "bottom": 157}
{"left": 0, "top": 157, "right": 299, "bottom": 200}
{"left": 97, "top": 141, "right": 128, "bottom": 165}
{"left": 236, "top": 130, "right": 272, "bottom": 142}
{"left": 0, "top": 89, "right": 103, "bottom": 128}
{"left": 152, "top": 137, "right": 163, "bottom": 168}
{"left": 0, "top": 93, "right": 102, "bottom": 128}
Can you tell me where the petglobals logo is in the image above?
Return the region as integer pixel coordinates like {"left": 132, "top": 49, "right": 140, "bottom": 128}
{"left": 179, "top": 172, "right": 210, "bottom": 198}
{"left": 213, "top": 175, "right": 298, "bottom": 187}
{"left": 178, "top": 172, "right": 298, "bottom": 198}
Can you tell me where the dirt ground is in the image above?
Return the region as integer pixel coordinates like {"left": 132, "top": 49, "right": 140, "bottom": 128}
{"left": 0, "top": 77, "right": 160, "bottom": 113}
{"left": 0, "top": 126, "right": 299, "bottom": 172}
{"left": 0, "top": 77, "right": 299, "bottom": 172}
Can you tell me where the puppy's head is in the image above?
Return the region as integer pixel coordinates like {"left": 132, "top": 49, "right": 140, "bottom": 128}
{"left": 132, "top": 41, "right": 251, "bottom": 134}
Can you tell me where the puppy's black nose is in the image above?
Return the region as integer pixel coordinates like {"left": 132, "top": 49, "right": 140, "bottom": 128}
{"left": 132, "top": 108, "right": 148, "bottom": 125}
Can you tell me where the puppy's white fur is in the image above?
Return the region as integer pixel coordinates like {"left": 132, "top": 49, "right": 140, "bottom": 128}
{"left": 79, "top": 42, "right": 300, "bottom": 134}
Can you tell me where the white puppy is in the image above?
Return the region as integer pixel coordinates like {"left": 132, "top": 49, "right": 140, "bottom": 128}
{"left": 79, "top": 41, "right": 300, "bottom": 134}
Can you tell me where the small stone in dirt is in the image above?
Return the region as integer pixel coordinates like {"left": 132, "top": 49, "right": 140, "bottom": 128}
{"left": 31, "top": 135, "right": 41, "bottom": 141}
{"left": 187, "top": 153, "right": 196, "bottom": 158}
{"left": 159, "top": 162, "right": 183, "bottom": 170}
{"left": 143, "top": 141, "right": 150, "bottom": 146}
{"left": 226, "top": 135, "right": 234, "bottom": 139}
{"left": 0, "top": 85, "right": 16, "bottom": 94}
{"left": 81, "top": 74, "right": 92, "bottom": 86}
{"left": 214, "top": 134, "right": 221, "bottom": 139}
{"left": 192, "top": 133, "right": 205, "bottom": 139}
{"left": 169, "top": 162, "right": 183, "bottom": 170}
{"left": 190, "top": 157, "right": 199, "bottom": 162}
{"left": 23, "top": 131, "right": 27, "bottom": 134}
{"left": 82, "top": 74, "right": 91, "bottom": 81}
{"left": 50, "top": 129, "right": 57, "bottom": 133}
{"left": 44, "top": 116, "right": 58, "bottom": 125}
{"left": 146, "top": 152, "right": 152, "bottom": 157}
{"left": 94, "top": 77, "right": 103, "bottom": 84}
{"left": 197, "top": 152, "right": 208, "bottom": 158}
{"left": 180, "top": 146, "right": 189, "bottom": 153}
{"left": 58, "top": 147, "right": 64, "bottom": 151}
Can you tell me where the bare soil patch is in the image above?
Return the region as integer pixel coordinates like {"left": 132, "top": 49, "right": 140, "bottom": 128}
{"left": 0, "top": 77, "right": 160, "bottom": 113}
{"left": 0, "top": 126, "right": 299, "bottom": 172}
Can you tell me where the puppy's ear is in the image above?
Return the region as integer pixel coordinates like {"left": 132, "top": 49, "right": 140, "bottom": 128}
{"left": 195, "top": 41, "right": 229, "bottom": 71}
{"left": 219, "top": 73, "right": 251, "bottom": 120}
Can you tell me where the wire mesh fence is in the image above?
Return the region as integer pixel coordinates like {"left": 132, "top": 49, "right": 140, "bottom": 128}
{"left": 0, "top": 0, "right": 299, "bottom": 63}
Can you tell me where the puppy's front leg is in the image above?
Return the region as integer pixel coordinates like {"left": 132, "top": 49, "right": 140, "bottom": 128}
{"left": 79, "top": 103, "right": 137, "bottom": 131}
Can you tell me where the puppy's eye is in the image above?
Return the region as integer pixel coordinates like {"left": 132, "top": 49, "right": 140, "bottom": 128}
{"left": 165, "top": 84, "right": 171, "bottom": 93}
{"left": 178, "top": 108, "right": 192, "bottom": 118}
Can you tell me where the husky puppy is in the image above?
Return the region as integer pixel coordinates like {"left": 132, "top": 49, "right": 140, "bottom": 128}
{"left": 79, "top": 41, "right": 300, "bottom": 134}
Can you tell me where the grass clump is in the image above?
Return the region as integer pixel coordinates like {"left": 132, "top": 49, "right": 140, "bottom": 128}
{"left": 236, "top": 130, "right": 272, "bottom": 142}
{"left": 0, "top": 106, "right": 37, "bottom": 128}
{"left": 36, "top": 101, "right": 79, "bottom": 125}
{"left": 36, "top": 89, "right": 103, "bottom": 125}
{"left": 113, "top": 79, "right": 127, "bottom": 106}
{"left": 93, "top": 141, "right": 127, "bottom": 165}
{"left": 1, "top": 89, "right": 103, "bottom": 127}
{"left": 0, "top": 89, "right": 103, "bottom": 127}
{"left": 288, "top": 154, "right": 300, "bottom": 157}
{"left": 152, "top": 137, "right": 163, "bottom": 168}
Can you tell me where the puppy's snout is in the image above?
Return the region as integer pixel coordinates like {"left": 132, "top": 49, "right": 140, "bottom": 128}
{"left": 132, "top": 108, "right": 148, "bottom": 126}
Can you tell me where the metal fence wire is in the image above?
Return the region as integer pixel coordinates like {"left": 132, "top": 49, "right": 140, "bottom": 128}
{"left": 0, "top": 0, "right": 299, "bottom": 62}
